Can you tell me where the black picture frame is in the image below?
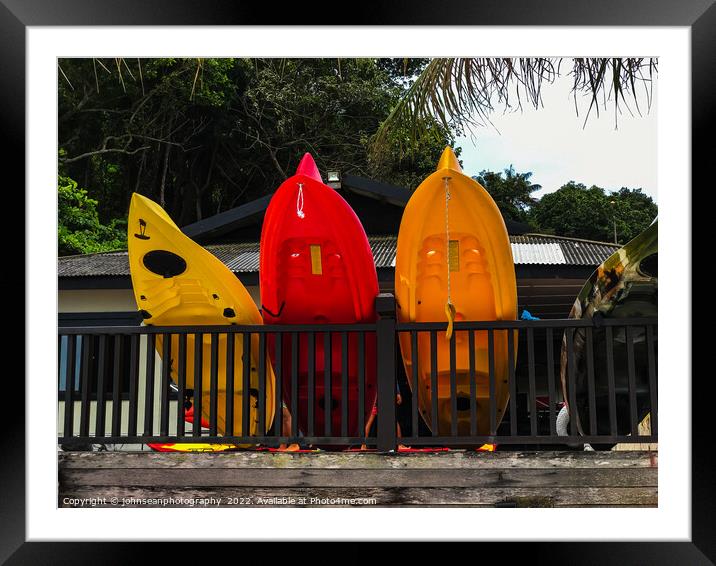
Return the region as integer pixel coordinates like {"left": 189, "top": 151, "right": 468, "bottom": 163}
{"left": 6, "top": 0, "right": 709, "bottom": 561}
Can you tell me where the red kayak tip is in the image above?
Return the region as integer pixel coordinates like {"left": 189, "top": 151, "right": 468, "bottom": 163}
{"left": 295, "top": 153, "right": 322, "bottom": 183}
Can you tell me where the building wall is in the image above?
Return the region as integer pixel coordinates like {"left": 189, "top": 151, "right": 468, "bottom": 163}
{"left": 59, "top": 286, "right": 262, "bottom": 314}
{"left": 59, "top": 289, "right": 138, "bottom": 313}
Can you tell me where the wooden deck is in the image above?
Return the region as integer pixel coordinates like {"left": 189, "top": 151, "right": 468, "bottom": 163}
{"left": 58, "top": 449, "right": 658, "bottom": 508}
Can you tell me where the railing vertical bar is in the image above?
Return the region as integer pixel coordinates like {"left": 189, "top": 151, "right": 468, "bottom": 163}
{"left": 323, "top": 332, "right": 331, "bottom": 437}
{"left": 159, "top": 334, "right": 171, "bottom": 437}
{"left": 224, "top": 333, "right": 235, "bottom": 437}
{"left": 430, "top": 330, "right": 438, "bottom": 437}
{"left": 242, "top": 332, "right": 251, "bottom": 438}
{"left": 527, "top": 327, "right": 537, "bottom": 437}
{"left": 94, "top": 335, "right": 107, "bottom": 438}
{"left": 79, "top": 335, "right": 92, "bottom": 438}
{"left": 209, "top": 333, "right": 219, "bottom": 436}
{"left": 508, "top": 329, "right": 517, "bottom": 436}
{"left": 358, "top": 331, "right": 366, "bottom": 438}
{"left": 488, "top": 329, "right": 497, "bottom": 436}
{"left": 566, "top": 328, "right": 578, "bottom": 437}
{"left": 143, "top": 333, "right": 156, "bottom": 437}
{"left": 291, "top": 332, "right": 299, "bottom": 438}
{"left": 110, "top": 335, "right": 123, "bottom": 438}
{"left": 646, "top": 324, "right": 658, "bottom": 436}
{"left": 176, "top": 334, "right": 187, "bottom": 438}
{"left": 375, "top": 295, "right": 397, "bottom": 451}
{"left": 258, "top": 332, "right": 267, "bottom": 437}
{"left": 63, "top": 334, "right": 76, "bottom": 438}
{"left": 605, "top": 326, "right": 618, "bottom": 436}
{"left": 58, "top": 334, "right": 62, "bottom": 390}
{"left": 127, "top": 334, "right": 140, "bottom": 437}
{"left": 273, "top": 333, "right": 283, "bottom": 437}
{"left": 626, "top": 325, "right": 639, "bottom": 436}
{"left": 546, "top": 327, "right": 556, "bottom": 436}
{"left": 307, "top": 331, "right": 315, "bottom": 437}
{"left": 411, "top": 331, "right": 419, "bottom": 439}
{"left": 586, "top": 326, "right": 598, "bottom": 436}
{"left": 341, "top": 332, "right": 349, "bottom": 438}
{"left": 193, "top": 333, "right": 203, "bottom": 437}
{"left": 468, "top": 330, "right": 477, "bottom": 437}
{"left": 449, "top": 330, "right": 458, "bottom": 437}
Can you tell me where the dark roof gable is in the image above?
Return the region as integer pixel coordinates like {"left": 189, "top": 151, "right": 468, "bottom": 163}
{"left": 181, "top": 194, "right": 272, "bottom": 242}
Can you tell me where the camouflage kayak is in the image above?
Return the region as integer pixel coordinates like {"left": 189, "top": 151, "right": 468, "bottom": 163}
{"left": 560, "top": 220, "right": 657, "bottom": 439}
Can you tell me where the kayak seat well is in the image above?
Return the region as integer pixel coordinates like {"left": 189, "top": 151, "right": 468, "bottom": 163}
{"left": 416, "top": 233, "right": 497, "bottom": 321}
{"left": 276, "top": 238, "right": 354, "bottom": 322}
{"left": 138, "top": 277, "right": 226, "bottom": 320}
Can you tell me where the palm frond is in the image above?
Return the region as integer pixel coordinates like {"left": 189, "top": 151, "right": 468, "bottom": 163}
{"left": 568, "top": 57, "right": 657, "bottom": 128}
{"left": 371, "top": 57, "right": 657, "bottom": 159}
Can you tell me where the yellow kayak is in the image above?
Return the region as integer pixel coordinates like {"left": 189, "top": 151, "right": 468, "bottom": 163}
{"left": 127, "top": 193, "right": 275, "bottom": 446}
{"left": 148, "top": 443, "right": 241, "bottom": 453}
{"left": 395, "top": 147, "right": 517, "bottom": 436}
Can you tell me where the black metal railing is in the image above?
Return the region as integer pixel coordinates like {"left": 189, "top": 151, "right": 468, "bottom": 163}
{"left": 57, "top": 294, "right": 657, "bottom": 451}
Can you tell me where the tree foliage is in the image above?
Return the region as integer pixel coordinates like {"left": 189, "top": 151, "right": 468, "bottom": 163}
{"left": 531, "top": 181, "right": 657, "bottom": 244}
{"left": 473, "top": 166, "right": 540, "bottom": 225}
{"left": 57, "top": 57, "right": 657, "bottom": 254}
{"left": 58, "top": 57, "right": 456, "bottom": 236}
{"left": 58, "top": 174, "right": 126, "bottom": 255}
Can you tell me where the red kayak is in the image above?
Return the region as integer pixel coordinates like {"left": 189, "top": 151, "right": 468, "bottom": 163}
{"left": 260, "top": 153, "right": 378, "bottom": 438}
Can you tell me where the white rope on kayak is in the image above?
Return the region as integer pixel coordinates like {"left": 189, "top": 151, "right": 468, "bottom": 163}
{"left": 443, "top": 176, "right": 456, "bottom": 340}
{"left": 296, "top": 182, "right": 305, "bottom": 219}
{"left": 444, "top": 176, "right": 451, "bottom": 304}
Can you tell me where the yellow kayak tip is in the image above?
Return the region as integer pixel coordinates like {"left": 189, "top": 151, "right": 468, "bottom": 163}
{"left": 436, "top": 146, "right": 462, "bottom": 174}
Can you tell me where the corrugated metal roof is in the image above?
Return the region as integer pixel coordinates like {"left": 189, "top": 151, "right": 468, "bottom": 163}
{"left": 58, "top": 234, "right": 620, "bottom": 278}
{"left": 511, "top": 242, "right": 565, "bottom": 264}
{"left": 57, "top": 251, "right": 129, "bottom": 277}
{"left": 369, "top": 236, "right": 397, "bottom": 269}
{"left": 208, "top": 243, "right": 261, "bottom": 272}
{"left": 511, "top": 234, "right": 619, "bottom": 266}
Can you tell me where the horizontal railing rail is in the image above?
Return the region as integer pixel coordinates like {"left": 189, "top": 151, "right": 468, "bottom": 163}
{"left": 58, "top": 323, "right": 379, "bottom": 335}
{"left": 395, "top": 317, "right": 656, "bottom": 330}
{"left": 57, "top": 294, "right": 657, "bottom": 451}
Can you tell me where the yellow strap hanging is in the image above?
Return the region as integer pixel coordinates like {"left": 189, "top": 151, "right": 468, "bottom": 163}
{"left": 445, "top": 301, "right": 456, "bottom": 341}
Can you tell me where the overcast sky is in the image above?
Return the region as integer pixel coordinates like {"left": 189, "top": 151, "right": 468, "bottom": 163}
{"left": 455, "top": 73, "right": 658, "bottom": 203}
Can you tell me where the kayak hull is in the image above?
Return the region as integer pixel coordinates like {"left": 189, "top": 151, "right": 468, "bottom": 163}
{"left": 260, "top": 154, "right": 378, "bottom": 438}
{"left": 560, "top": 221, "right": 658, "bottom": 437}
{"left": 128, "top": 193, "right": 275, "bottom": 444}
{"left": 395, "top": 148, "right": 518, "bottom": 436}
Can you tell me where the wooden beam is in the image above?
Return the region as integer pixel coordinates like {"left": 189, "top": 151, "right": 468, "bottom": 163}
{"left": 59, "top": 486, "right": 657, "bottom": 507}
{"left": 59, "top": 450, "right": 657, "bottom": 469}
{"left": 60, "top": 466, "right": 657, "bottom": 488}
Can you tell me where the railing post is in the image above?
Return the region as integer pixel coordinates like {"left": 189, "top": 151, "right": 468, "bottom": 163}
{"left": 375, "top": 293, "right": 397, "bottom": 452}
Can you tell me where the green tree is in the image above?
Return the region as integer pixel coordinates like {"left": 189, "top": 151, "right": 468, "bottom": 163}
{"left": 531, "top": 181, "right": 657, "bottom": 244}
{"left": 236, "top": 58, "right": 454, "bottom": 196}
{"left": 59, "top": 58, "right": 246, "bottom": 226}
{"left": 58, "top": 175, "right": 126, "bottom": 256}
{"left": 473, "top": 166, "right": 540, "bottom": 225}
{"left": 608, "top": 187, "right": 659, "bottom": 243}
{"left": 58, "top": 57, "right": 459, "bottom": 236}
